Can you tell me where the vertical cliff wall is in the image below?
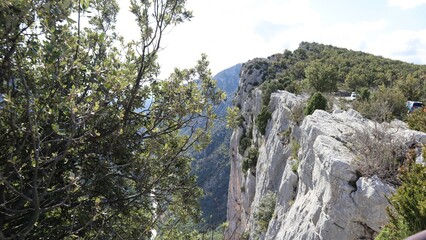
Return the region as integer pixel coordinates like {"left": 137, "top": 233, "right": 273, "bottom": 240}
{"left": 225, "top": 60, "right": 426, "bottom": 240}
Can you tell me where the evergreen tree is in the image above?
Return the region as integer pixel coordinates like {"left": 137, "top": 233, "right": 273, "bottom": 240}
{"left": 304, "top": 60, "right": 338, "bottom": 92}
{"left": 0, "top": 0, "right": 223, "bottom": 238}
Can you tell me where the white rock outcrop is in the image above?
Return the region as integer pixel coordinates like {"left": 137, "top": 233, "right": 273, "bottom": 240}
{"left": 224, "top": 64, "right": 426, "bottom": 240}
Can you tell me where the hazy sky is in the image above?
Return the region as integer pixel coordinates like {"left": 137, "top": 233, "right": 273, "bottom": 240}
{"left": 116, "top": 0, "right": 426, "bottom": 77}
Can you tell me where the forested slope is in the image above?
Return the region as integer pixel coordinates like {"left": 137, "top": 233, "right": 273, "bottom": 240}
{"left": 193, "top": 64, "right": 241, "bottom": 231}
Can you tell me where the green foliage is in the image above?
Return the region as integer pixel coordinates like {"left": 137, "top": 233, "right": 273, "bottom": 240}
{"left": 406, "top": 110, "right": 426, "bottom": 132}
{"left": 353, "top": 86, "right": 406, "bottom": 122}
{"left": 290, "top": 102, "right": 305, "bottom": 125}
{"left": 242, "top": 147, "right": 259, "bottom": 174}
{"left": 192, "top": 126, "right": 232, "bottom": 230}
{"left": 226, "top": 106, "right": 241, "bottom": 129}
{"left": 356, "top": 87, "right": 371, "bottom": 101}
{"left": 252, "top": 42, "right": 426, "bottom": 108}
{"left": 0, "top": 0, "right": 224, "bottom": 238}
{"left": 254, "top": 191, "right": 277, "bottom": 233}
{"left": 290, "top": 137, "right": 300, "bottom": 173}
{"left": 239, "top": 136, "right": 251, "bottom": 153}
{"left": 377, "top": 151, "right": 426, "bottom": 239}
{"left": 291, "top": 160, "right": 300, "bottom": 174}
{"left": 261, "top": 76, "right": 291, "bottom": 106}
{"left": 353, "top": 99, "right": 391, "bottom": 123}
{"left": 257, "top": 106, "right": 272, "bottom": 135}
{"left": 305, "top": 60, "right": 338, "bottom": 92}
{"left": 304, "top": 92, "right": 328, "bottom": 115}
{"left": 240, "top": 231, "right": 250, "bottom": 240}
{"left": 156, "top": 220, "right": 228, "bottom": 240}
{"left": 344, "top": 66, "right": 376, "bottom": 90}
{"left": 396, "top": 72, "right": 426, "bottom": 101}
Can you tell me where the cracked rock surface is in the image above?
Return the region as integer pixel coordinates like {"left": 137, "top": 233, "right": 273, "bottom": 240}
{"left": 225, "top": 84, "right": 426, "bottom": 239}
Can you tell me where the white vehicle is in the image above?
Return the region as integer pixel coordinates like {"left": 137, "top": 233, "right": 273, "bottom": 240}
{"left": 347, "top": 92, "right": 357, "bottom": 101}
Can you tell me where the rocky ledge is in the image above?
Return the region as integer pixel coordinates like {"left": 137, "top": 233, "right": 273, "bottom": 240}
{"left": 225, "top": 88, "right": 426, "bottom": 240}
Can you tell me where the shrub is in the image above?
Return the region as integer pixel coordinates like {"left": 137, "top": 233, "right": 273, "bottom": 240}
{"left": 291, "top": 160, "right": 299, "bottom": 174}
{"left": 239, "top": 136, "right": 251, "bottom": 153}
{"left": 353, "top": 98, "right": 392, "bottom": 123}
{"left": 354, "top": 86, "right": 406, "bottom": 122}
{"left": 290, "top": 138, "right": 301, "bottom": 173}
{"left": 350, "top": 125, "right": 407, "bottom": 184}
{"left": 242, "top": 147, "right": 259, "bottom": 174}
{"left": 406, "top": 109, "right": 426, "bottom": 132}
{"left": 240, "top": 231, "right": 250, "bottom": 240}
{"left": 254, "top": 191, "right": 277, "bottom": 233}
{"left": 261, "top": 78, "right": 290, "bottom": 106}
{"left": 290, "top": 102, "right": 305, "bottom": 126}
{"left": 291, "top": 138, "right": 300, "bottom": 160}
{"left": 376, "top": 150, "right": 426, "bottom": 240}
{"left": 304, "top": 92, "right": 327, "bottom": 116}
{"left": 357, "top": 87, "right": 371, "bottom": 101}
{"left": 257, "top": 106, "right": 272, "bottom": 135}
{"left": 285, "top": 80, "right": 301, "bottom": 94}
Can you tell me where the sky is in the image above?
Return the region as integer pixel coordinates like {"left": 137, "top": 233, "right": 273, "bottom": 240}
{"left": 116, "top": 0, "right": 426, "bottom": 77}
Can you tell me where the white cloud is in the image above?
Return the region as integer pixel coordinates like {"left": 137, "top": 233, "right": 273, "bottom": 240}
{"left": 366, "top": 29, "right": 426, "bottom": 64}
{"left": 116, "top": 0, "right": 426, "bottom": 78}
{"left": 388, "top": 0, "right": 426, "bottom": 9}
{"left": 155, "top": 0, "right": 322, "bottom": 77}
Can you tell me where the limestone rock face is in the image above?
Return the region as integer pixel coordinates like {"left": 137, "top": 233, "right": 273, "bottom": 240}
{"left": 224, "top": 61, "right": 426, "bottom": 240}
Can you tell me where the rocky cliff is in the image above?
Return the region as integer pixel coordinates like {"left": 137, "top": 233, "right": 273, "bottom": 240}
{"left": 225, "top": 59, "right": 426, "bottom": 240}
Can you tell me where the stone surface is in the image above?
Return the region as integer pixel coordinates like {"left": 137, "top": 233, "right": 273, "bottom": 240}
{"left": 224, "top": 68, "right": 426, "bottom": 240}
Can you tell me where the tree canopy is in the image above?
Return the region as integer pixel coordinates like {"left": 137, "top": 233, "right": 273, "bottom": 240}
{"left": 0, "top": 0, "right": 223, "bottom": 239}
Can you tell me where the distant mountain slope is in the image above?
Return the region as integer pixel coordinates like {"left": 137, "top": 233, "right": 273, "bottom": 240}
{"left": 192, "top": 64, "right": 241, "bottom": 230}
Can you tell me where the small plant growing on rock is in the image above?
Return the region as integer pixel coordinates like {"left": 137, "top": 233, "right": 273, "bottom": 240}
{"left": 290, "top": 138, "right": 301, "bottom": 173}
{"left": 290, "top": 102, "right": 305, "bottom": 126}
{"left": 240, "top": 230, "right": 250, "bottom": 240}
{"left": 304, "top": 92, "right": 327, "bottom": 116}
{"left": 291, "top": 160, "right": 299, "bottom": 174}
{"left": 257, "top": 106, "right": 272, "bottom": 135}
{"left": 254, "top": 191, "right": 277, "bottom": 234}
{"left": 242, "top": 147, "right": 259, "bottom": 174}
{"left": 291, "top": 138, "right": 300, "bottom": 160}
{"left": 239, "top": 136, "right": 251, "bottom": 154}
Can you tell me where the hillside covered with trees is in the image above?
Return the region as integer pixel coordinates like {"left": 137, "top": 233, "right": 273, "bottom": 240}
{"left": 248, "top": 42, "right": 426, "bottom": 124}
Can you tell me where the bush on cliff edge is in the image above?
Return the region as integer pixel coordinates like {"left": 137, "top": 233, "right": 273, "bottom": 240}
{"left": 376, "top": 148, "right": 426, "bottom": 240}
{"left": 304, "top": 92, "right": 327, "bottom": 116}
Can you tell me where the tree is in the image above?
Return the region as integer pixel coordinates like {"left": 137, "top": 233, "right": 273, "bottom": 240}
{"left": 0, "top": 0, "right": 223, "bottom": 238}
{"left": 396, "top": 74, "right": 423, "bottom": 101}
{"left": 304, "top": 60, "right": 338, "bottom": 92}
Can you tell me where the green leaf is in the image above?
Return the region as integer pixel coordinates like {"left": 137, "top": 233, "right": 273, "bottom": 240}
{"left": 51, "top": 123, "right": 60, "bottom": 133}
